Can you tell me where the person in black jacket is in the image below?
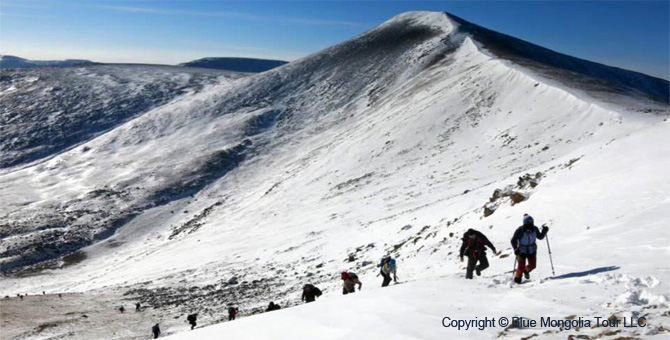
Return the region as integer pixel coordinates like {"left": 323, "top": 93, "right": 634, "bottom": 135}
{"left": 186, "top": 313, "right": 197, "bottom": 330}
{"left": 459, "top": 229, "right": 497, "bottom": 279}
{"left": 152, "top": 323, "right": 161, "bottom": 338}
{"left": 511, "top": 214, "right": 549, "bottom": 284}
{"left": 301, "top": 284, "right": 321, "bottom": 303}
{"left": 266, "top": 301, "right": 281, "bottom": 311}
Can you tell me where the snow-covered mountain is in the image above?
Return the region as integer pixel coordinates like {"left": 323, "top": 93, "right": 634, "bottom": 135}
{"left": 179, "top": 57, "right": 288, "bottom": 73}
{"left": 0, "top": 11, "right": 668, "bottom": 340}
{"left": 0, "top": 55, "right": 96, "bottom": 68}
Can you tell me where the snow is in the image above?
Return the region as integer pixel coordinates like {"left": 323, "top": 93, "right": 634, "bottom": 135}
{"left": 1, "top": 10, "right": 669, "bottom": 340}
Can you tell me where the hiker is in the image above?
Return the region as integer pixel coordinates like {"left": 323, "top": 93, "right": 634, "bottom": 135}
{"left": 58, "top": 293, "right": 62, "bottom": 299}
{"left": 119, "top": 306, "right": 125, "bottom": 313}
{"left": 341, "top": 271, "right": 362, "bottom": 294}
{"left": 42, "top": 291, "right": 45, "bottom": 295}
{"left": 19, "top": 294, "right": 23, "bottom": 300}
{"left": 459, "top": 228, "right": 497, "bottom": 279}
{"left": 187, "top": 313, "right": 197, "bottom": 330}
{"left": 152, "top": 323, "right": 161, "bottom": 339}
{"left": 228, "top": 306, "right": 238, "bottom": 321}
{"left": 301, "top": 284, "right": 322, "bottom": 303}
{"left": 511, "top": 214, "right": 549, "bottom": 284}
{"left": 377, "top": 255, "right": 397, "bottom": 287}
{"left": 135, "top": 302, "right": 141, "bottom": 312}
{"left": 266, "top": 302, "right": 281, "bottom": 311}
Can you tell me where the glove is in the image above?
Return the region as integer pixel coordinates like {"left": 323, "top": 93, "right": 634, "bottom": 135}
{"left": 393, "top": 276, "right": 397, "bottom": 282}
{"left": 542, "top": 226, "right": 549, "bottom": 233}
{"left": 514, "top": 248, "right": 519, "bottom": 255}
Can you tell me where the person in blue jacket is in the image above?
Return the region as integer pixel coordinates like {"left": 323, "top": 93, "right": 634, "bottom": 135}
{"left": 378, "top": 255, "right": 397, "bottom": 287}
{"left": 511, "top": 214, "right": 549, "bottom": 284}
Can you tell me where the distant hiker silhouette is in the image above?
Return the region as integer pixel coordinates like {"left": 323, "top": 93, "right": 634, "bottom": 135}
{"left": 135, "top": 302, "right": 141, "bottom": 312}
{"left": 228, "top": 306, "right": 238, "bottom": 321}
{"left": 266, "top": 302, "right": 281, "bottom": 311}
{"left": 152, "top": 323, "right": 161, "bottom": 338}
{"left": 119, "top": 306, "right": 125, "bottom": 313}
{"left": 42, "top": 291, "right": 45, "bottom": 295}
{"left": 378, "top": 256, "right": 397, "bottom": 287}
{"left": 459, "top": 229, "right": 497, "bottom": 279}
{"left": 301, "top": 284, "right": 322, "bottom": 303}
{"left": 58, "top": 293, "right": 62, "bottom": 299}
{"left": 19, "top": 294, "right": 23, "bottom": 300}
{"left": 187, "top": 313, "right": 197, "bottom": 330}
{"left": 511, "top": 214, "right": 549, "bottom": 284}
{"left": 341, "top": 271, "right": 362, "bottom": 294}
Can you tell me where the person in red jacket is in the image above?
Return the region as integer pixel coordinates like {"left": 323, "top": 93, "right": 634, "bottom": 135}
{"left": 227, "top": 306, "right": 238, "bottom": 321}
{"left": 511, "top": 214, "right": 549, "bottom": 284}
{"left": 459, "top": 229, "right": 497, "bottom": 279}
{"left": 341, "top": 271, "right": 362, "bottom": 294}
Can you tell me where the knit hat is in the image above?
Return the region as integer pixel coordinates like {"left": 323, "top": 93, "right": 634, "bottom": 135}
{"left": 523, "top": 214, "right": 534, "bottom": 226}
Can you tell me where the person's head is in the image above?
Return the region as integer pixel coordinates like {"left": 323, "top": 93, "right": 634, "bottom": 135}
{"left": 303, "top": 284, "right": 310, "bottom": 291}
{"left": 523, "top": 215, "right": 534, "bottom": 228}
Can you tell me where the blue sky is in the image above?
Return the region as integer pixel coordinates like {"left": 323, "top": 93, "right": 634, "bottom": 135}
{"left": 1, "top": 1, "right": 668, "bottom": 79}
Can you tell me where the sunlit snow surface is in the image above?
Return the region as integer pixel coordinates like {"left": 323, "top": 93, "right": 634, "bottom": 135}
{"left": 1, "top": 11, "right": 668, "bottom": 340}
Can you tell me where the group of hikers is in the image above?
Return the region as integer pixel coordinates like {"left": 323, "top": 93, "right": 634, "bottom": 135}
{"left": 459, "top": 214, "right": 550, "bottom": 283}
{"left": 148, "top": 306, "right": 241, "bottom": 338}
{"left": 7, "top": 214, "right": 549, "bottom": 338}
{"left": 301, "top": 254, "right": 399, "bottom": 305}
{"left": 5, "top": 292, "right": 62, "bottom": 300}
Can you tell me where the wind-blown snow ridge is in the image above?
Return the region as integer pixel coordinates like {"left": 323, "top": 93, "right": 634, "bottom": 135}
{"left": 444, "top": 12, "right": 669, "bottom": 106}
{"left": 0, "top": 11, "right": 668, "bottom": 340}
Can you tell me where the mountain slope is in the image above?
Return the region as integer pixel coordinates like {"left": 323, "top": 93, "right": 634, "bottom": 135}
{"left": 0, "top": 11, "right": 668, "bottom": 340}
{"left": 0, "top": 55, "right": 95, "bottom": 68}
{"left": 445, "top": 13, "right": 669, "bottom": 107}
{"left": 0, "top": 65, "right": 248, "bottom": 169}
{"left": 179, "top": 57, "right": 288, "bottom": 73}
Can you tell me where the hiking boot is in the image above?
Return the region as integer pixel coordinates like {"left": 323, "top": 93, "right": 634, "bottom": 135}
{"left": 514, "top": 276, "right": 522, "bottom": 284}
{"left": 523, "top": 271, "right": 530, "bottom": 280}
{"left": 475, "top": 268, "right": 481, "bottom": 276}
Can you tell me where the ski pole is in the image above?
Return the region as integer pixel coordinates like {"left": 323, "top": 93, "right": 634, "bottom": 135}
{"left": 546, "top": 235, "right": 556, "bottom": 277}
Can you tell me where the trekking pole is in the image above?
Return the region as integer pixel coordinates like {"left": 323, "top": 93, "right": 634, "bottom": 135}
{"left": 546, "top": 235, "right": 556, "bottom": 277}
{"left": 511, "top": 255, "right": 517, "bottom": 281}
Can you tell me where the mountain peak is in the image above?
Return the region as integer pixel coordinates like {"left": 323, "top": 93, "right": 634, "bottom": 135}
{"left": 380, "top": 11, "right": 453, "bottom": 32}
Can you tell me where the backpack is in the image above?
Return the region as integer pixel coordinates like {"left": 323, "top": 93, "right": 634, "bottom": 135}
{"left": 228, "top": 307, "right": 237, "bottom": 315}
{"left": 348, "top": 272, "right": 358, "bottom": 280}
{"left": 313, "top": 286, "right": 322, "bottom": 297}
{"left": 187, "top": 314, "right": 196, "bottom": 322}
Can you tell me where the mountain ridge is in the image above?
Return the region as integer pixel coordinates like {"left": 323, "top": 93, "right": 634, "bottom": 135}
{"left": 179, "top": 57, "right": 288, "bottom": 73}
